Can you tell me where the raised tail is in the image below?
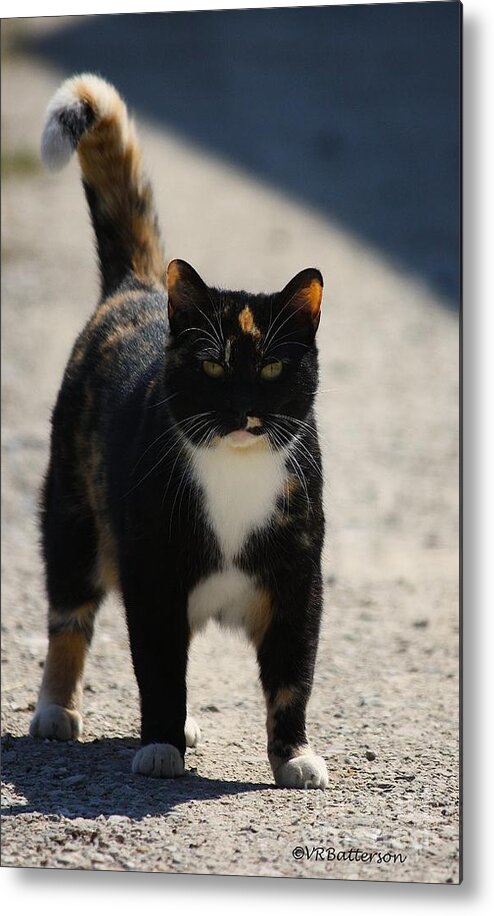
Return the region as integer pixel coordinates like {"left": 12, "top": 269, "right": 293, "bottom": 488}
{"left": 41, "top": 73, "right": 165, "bottom": 298}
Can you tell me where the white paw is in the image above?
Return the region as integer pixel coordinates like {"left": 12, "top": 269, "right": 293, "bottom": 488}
{"left": 132, "top": 743, "right": 185, "bottom": 779}
{"left": 274, "top": 753, "right": 328, "bottom": 790}
{"left": 29, "top": 703, "right": 83, "bottom": 741}
{"left": 184, "top": 715, "right": 201, "bottom": 748}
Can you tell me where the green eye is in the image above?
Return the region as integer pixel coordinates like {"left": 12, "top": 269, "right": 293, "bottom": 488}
{"left": 202, "top": 360, "right": 225, "bottom": 378}
{"left": 260, "top": 360, "right": 283, "bottom": 381}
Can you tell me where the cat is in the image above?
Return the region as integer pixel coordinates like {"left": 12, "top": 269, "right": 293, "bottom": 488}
{"left": 29, "top": 74, "right": 328, "bottom": 790}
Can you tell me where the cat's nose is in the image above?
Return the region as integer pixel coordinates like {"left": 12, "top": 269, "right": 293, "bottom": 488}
{"left": 233, "top": 411, "right": 262, "bottom": 431}
{"left": 233, "top": 408, "right": 258, "bottom": 429}
{"left": 233, "top": 409, "right": 250, "bottom": 429}
{"left": 245, "top": 416, "right": 262, "bottom": 431}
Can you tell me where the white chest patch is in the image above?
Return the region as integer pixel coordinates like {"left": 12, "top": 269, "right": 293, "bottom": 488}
{"left": 187, "top": 437, "right": 285, "bottom": 633}
{"left": 190, "top": 438, "right": 285, "bottom": 561}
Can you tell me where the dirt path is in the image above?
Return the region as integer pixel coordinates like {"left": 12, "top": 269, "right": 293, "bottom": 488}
{"left": 1, "top": 34, "right": 459, "bottom": 882}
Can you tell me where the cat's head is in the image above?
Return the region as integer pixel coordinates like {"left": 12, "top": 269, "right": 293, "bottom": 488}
{"left": 164, "top": 259, "right": 323, "bottom": 453}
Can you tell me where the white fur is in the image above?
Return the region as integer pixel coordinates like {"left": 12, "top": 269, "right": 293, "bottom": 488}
{"left": 132, "top": 743, "right": 185, "bottom": 778}
{"left": 184, "top": 715, "right": 201, "bottom": 747}
{"left": 41, "top": 91, "right": 80, "bottom": 171}
{"left": 40, "top": 73, "right": 125, "bottom": 172}
{"left": 273, "top": 753, "right": 328, "bottom": 790}
{"left": 191, "top": 437, "right": 284, "bottom": 561}
{"left": 187, "top": 436, "right": 285, "bottom": 634}
{"left": 29, "top": 702, "right": 82, "bottom": 740}
{"left": 188, "top": 566, "right": 263, "bottom": 633}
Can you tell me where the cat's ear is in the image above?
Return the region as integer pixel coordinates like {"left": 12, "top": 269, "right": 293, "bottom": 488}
{"left": 277, "top": 268, "right": 323, "bottom": 334}
{"left": 166, "top": 259, "right": 210, "bottom": 328}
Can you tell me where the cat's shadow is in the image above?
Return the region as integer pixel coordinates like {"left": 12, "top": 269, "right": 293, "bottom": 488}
{"left": 2, "top": 735, "right": 272, "bottom": 820}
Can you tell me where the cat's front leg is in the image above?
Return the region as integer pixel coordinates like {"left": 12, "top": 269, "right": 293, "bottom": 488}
{"left": 256, "top": 573, "right": 328, "bottom": 790}
{"left": 122, "top": 558, "right": 189, "bottom": 779}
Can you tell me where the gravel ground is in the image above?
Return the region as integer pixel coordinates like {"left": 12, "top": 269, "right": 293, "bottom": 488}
{"left": 1, "top": 28, "right": 459, "bottom": 882}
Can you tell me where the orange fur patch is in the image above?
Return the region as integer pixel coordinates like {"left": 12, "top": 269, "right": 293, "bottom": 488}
{"left": 238, "top": 305, "right": 261, "bottom": 338}
{"left": 76, "top": 81, "right": 164, "bottom": 286}
{"left": 95, "top": 531, "right": 120, "bottom": 592}
{"left": 248, "top": 588, "right": 272, "bottom": 648}
{"left": 275, "top": 686, "right": 296, "bottom": 708}
{"left": 166, "top": 259, "right": 181, "bottom": 293}
{"left": 264, "top": 685, "right": 306, "bottom": 766}
{"left": 303, "top": 279, "right": 323, "bottom": 319}
{"left": 284, "top": 476, "right": 299, "bottom": 497}
{"left": 40, "top": 630, "right": 88, "bottom": 710}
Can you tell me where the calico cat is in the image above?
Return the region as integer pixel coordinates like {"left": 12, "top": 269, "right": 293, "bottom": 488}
{"left": 29, "top": 74, "right": 328, "bottom": 790}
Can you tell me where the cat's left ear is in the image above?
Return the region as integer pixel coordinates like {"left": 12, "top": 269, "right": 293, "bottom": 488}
{"left": 278, "top": 268, "right": 323, "bottom": 334}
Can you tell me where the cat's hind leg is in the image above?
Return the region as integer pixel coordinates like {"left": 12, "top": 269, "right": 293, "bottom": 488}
{"left": 30, "top": 469, "right": 105, "bottom": 740}
{"left": 29, "top": 615, "right": 96, "bottom": 740}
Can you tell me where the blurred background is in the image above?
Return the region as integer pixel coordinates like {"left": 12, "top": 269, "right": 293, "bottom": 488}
{"left": 23, "top": 3, "right": 460, "bottom": 303}
{"left": 1, "top": 4, "right": 461, "bottom": 881}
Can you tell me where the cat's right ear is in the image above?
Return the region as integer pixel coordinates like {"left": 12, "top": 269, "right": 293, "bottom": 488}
{"left": 166, "top": 259, "right": 210, "bottom": 331}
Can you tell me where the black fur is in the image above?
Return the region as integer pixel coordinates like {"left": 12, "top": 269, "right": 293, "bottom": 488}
{"left": 35, "top": 77, "right": 326, "bottom": 785}
{"left": 58, "top": 100, "right": 95, "bottom": 149}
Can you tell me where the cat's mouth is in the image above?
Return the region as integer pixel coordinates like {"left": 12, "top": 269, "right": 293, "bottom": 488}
{"left": 225, "top": 429, "right": 261, "bottom": 449}
{"left": 224, "top": 416, "right": 266, "bottom": 449}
